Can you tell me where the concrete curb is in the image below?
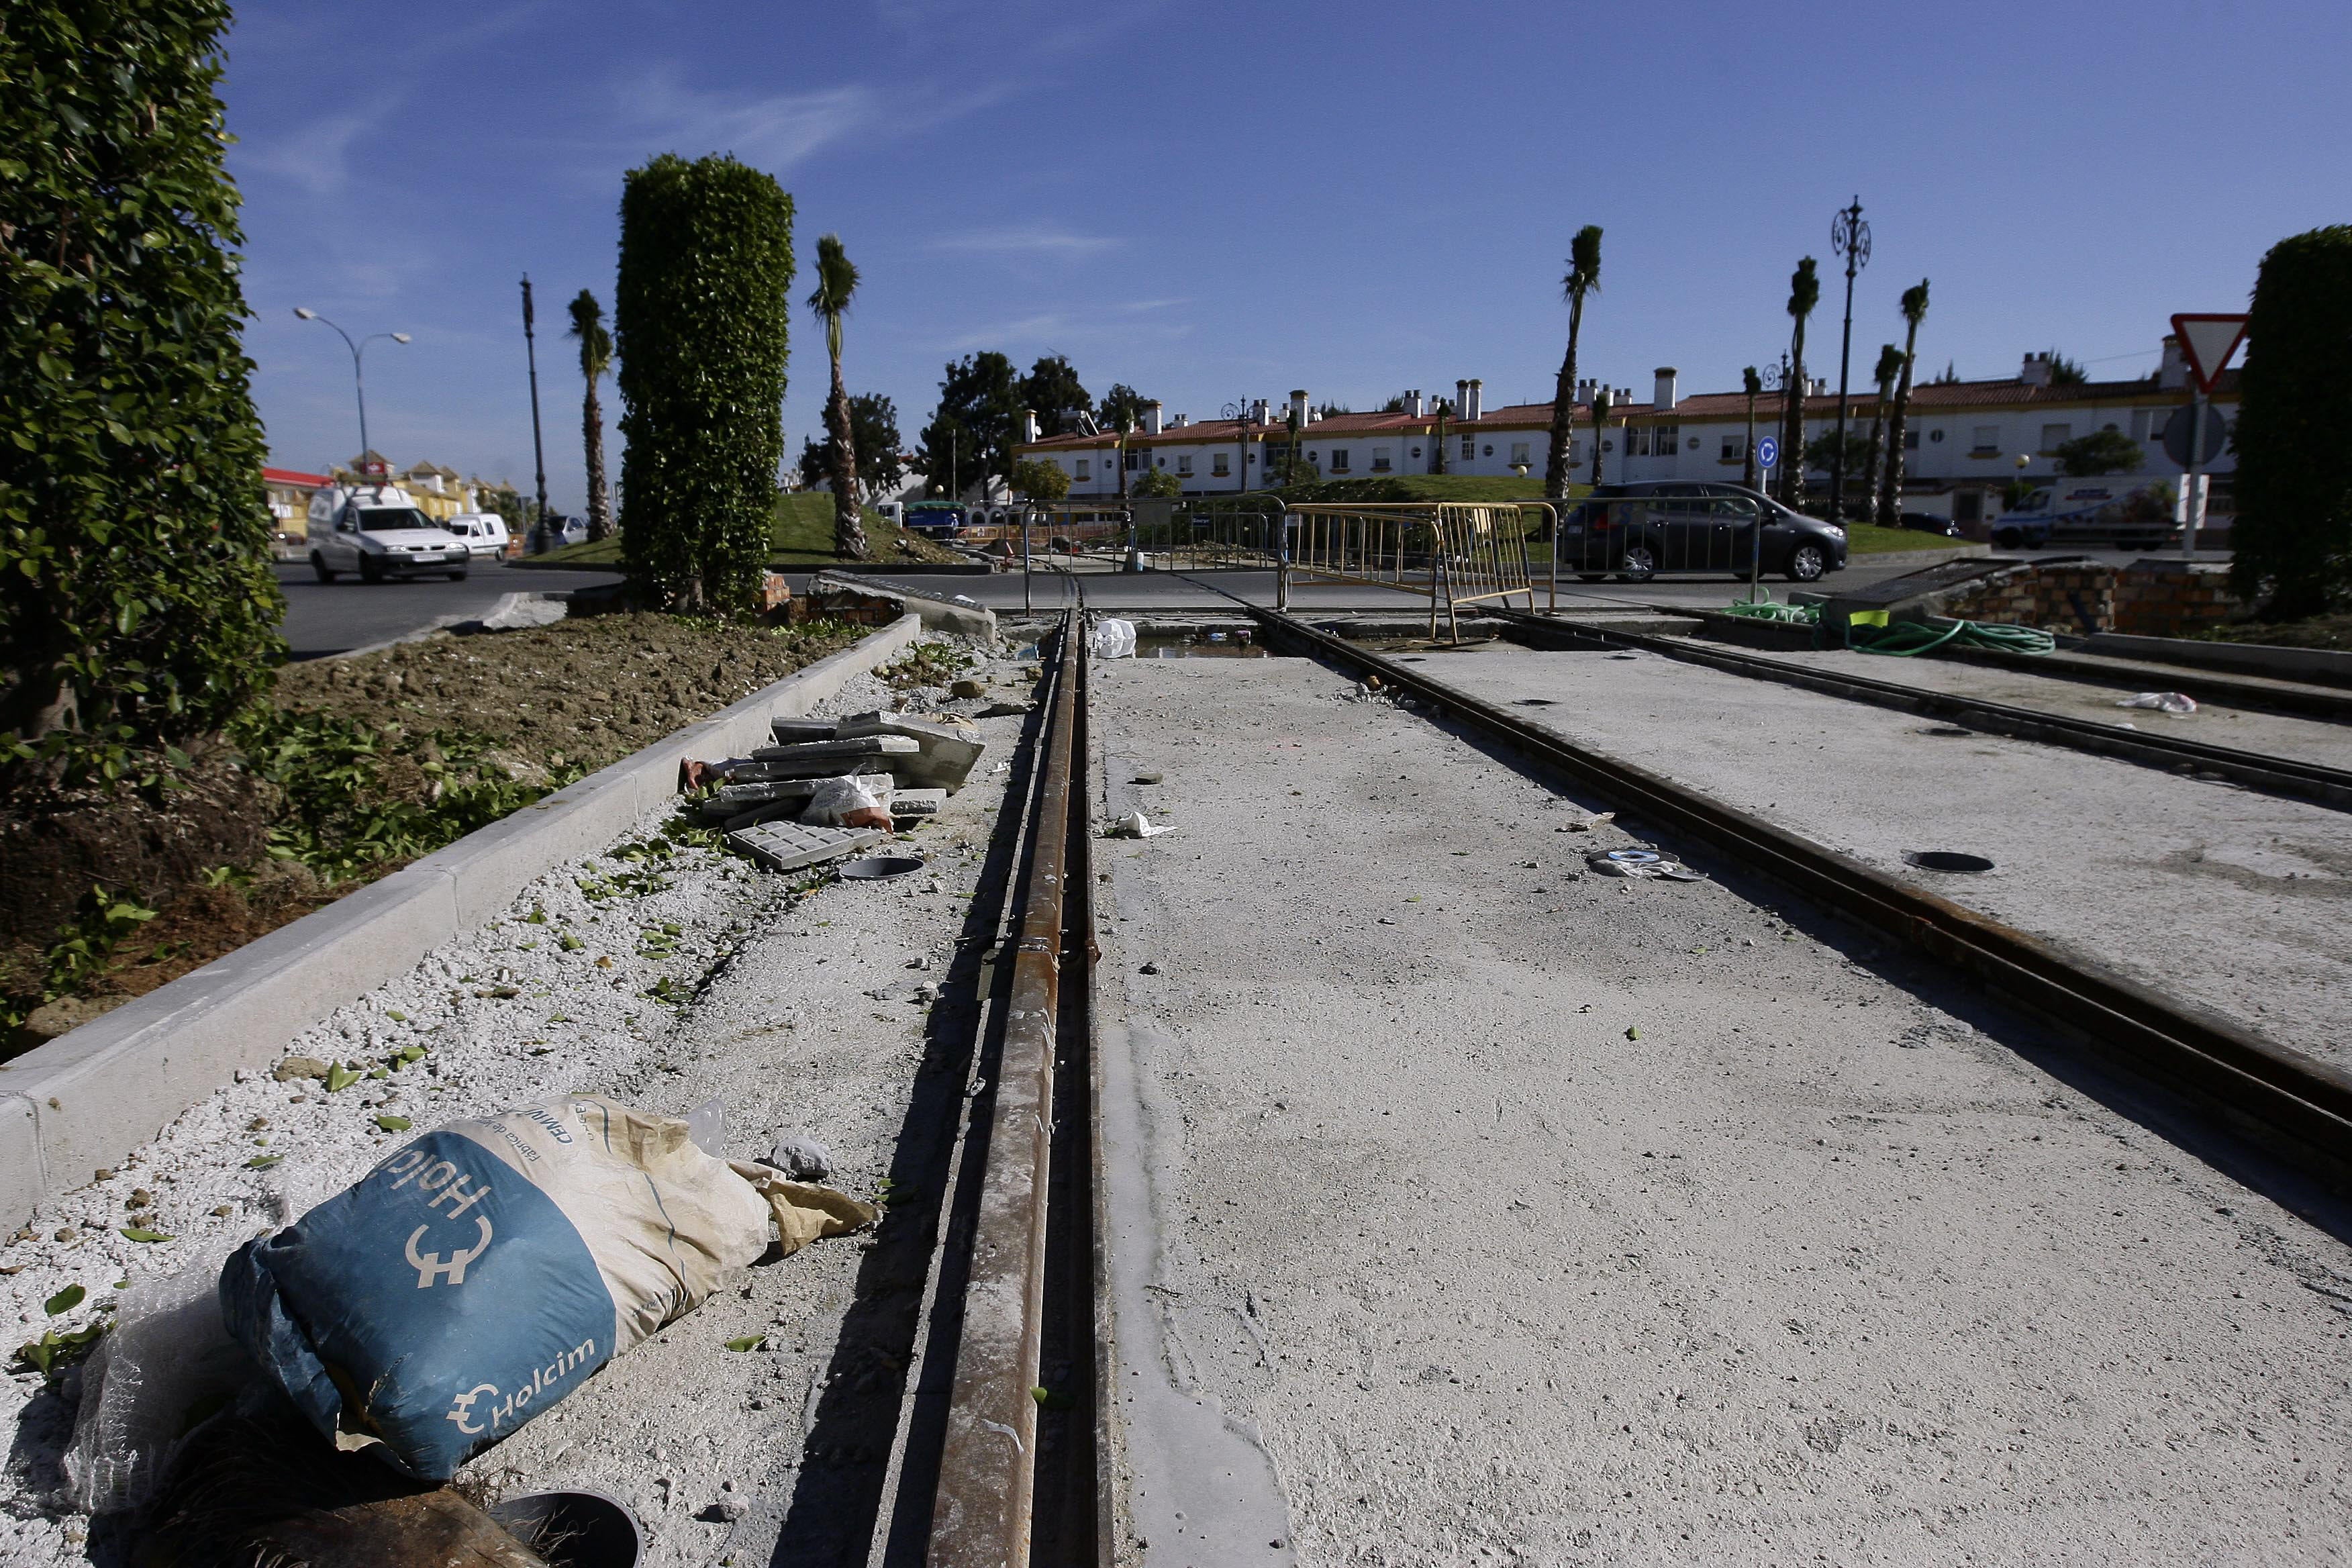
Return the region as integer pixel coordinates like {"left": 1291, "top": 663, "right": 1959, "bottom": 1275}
{"left": 2075, "top": 631, "right": 2352, "bottom": 690}
{"left": 0, "top": 616, "right": 926, "bottom": 1226}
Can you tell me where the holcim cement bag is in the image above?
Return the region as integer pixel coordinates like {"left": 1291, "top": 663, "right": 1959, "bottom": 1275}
{"left": 219, "top": 1097, "right": 873, "bottom": 1479}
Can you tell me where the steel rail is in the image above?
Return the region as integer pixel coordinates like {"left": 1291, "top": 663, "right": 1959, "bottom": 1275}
{"left": 1244, "top": 605, "right": 2352, "bottom": 1191}
{"left": 927, "top": 605, "right": 1085, "bottom": 1564}
{"left": 1487, "top": 608, "right": 2352, "bottom": 812}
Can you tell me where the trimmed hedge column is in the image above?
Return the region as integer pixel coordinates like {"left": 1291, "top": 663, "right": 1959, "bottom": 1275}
{"left": 0, "top": 0, "right": 283, "bottom": 766}
{"left": 2230, "top": 226, "right": 2352, "bottom": 619}
{"left": 614, "top": 154, "right": 795, "bottom": 616}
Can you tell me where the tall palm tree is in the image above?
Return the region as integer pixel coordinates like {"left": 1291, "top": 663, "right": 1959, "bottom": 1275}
{"left": 1741, "top": 366, "right": 1761, "bottom": 489}
{"left": 1782, "top": 258, "right": 1820, "bottom": 507}
{"left": 1878, "top": 280, "right": 1930, "bottom": 525}
{"left": 1861, "top": 342, "right": 1904, "bottom": 524}
{"left": 1587, "top": 385, "right": 1614, "bottom": 487}
{"left": 1545, "top": 225, "right": 1603, "bottom": 503}
{"left": 565, "top": 290, "right": 613, "bottom": 542}
{"left": 806, "top": 233, "right": 868, "bottom": 560}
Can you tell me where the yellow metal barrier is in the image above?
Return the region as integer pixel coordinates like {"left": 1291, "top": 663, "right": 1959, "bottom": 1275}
{"left": 1283, "top": 501, "right": 1549, "bottom": 639}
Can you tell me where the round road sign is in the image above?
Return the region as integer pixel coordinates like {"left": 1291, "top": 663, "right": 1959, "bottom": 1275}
{"left": 1756, "top": 436, "right": 1779, "bottom": 469}
{"left": 2161, "top": 404, "right": 2227, "bottom": 467}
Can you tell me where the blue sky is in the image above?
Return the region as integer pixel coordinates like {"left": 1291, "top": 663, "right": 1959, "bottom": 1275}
{"left": 224, "top": 0, "right": 2350, "bottom": 511}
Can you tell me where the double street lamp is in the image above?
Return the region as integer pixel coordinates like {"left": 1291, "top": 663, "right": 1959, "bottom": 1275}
{"left": 293, "top": 307, "right": 409, "bottom": 484}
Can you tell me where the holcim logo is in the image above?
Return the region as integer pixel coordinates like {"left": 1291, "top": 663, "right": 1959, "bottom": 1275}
{"left": 442, "top": 1338, "right": 598, "bottom": 1436}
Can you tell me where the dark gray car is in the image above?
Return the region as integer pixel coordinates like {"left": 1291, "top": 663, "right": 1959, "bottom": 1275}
{"left": 1558, "top": 481, "right": 1849, "bottom": 583}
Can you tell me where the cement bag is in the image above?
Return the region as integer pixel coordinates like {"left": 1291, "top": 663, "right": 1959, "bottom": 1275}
{"left": 219, "top": 1096, "right": 873, "bottom": 1480}
{"left": 1091, "top": 618, "right": 1137, "bottom": 660}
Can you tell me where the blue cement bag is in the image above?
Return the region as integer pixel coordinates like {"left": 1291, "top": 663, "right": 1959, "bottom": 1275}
{"left": 220, "top": 1096, "right": 873, "bottom": 1479}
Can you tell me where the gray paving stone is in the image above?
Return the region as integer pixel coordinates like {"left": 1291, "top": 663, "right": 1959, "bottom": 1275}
{"left": 834, "top": 712, "right": 986, "bottom": 791}
{"left": 768, "top": 717, "right": 838, "bottom": 744}
{"left": 725, "top": 821, "right": 887, "bottom": 873}
{"left": 887, "top": 788, "right": 948, "bottom": 818}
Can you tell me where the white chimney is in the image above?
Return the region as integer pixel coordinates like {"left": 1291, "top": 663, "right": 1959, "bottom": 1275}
{"left": 1653, "top": 367, "right": 1678, "bottom": 411}
{"left": 2020, "top": 351, "right": 2051, "bottom": 388}
{"left": 1251, "top": 397, "right": 1269, "bottom": 423}
{"left": 1022, "top": 410, "right": 1040, "bottom": 444}
{"left": 1410, "top": 389, "right": 1426, "bottom": 418}
{"left": 1455, "top": 379, "right": 1469, "bottom": 418}
{"left": 1144, "top": 401, "right": 1164, "bottom": 436}
{"left": 1291, "top": 389, "right": 1310, "bottom": 427}
{"left": 2159, "top": 337, "right": 2186, "bottom": 390}
{"left": 1467, "top": 378, "right": 1483, "bottom": 422}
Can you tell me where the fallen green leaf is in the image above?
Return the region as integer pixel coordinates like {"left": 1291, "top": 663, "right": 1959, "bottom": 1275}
{"left": 559, "top": 934, "right": 584, "bottom": 952}
{"left": 366, "top": 1067, "right": 390, "bottom": 1079}
{"left": 324, "top": 1063, "right": 361, "bottom": 1093}
{"left": 44, "top": 1285, "right": 85, "bottom": 1316}
{"left": 375, "top": 1115, "right": 413, "bottom": 1132}
{"left": 246, "top": 1154, "right": 283, "bottom": 1169}
{"left": 1624, "top": 1026, "right": 1640, "bottom": 1041}
{"left": 120, "top": 1227, "right": 174, "bottom": 1243}
{"left": 385, "top": 1010, "right": 407, "bottom": 1022}
{"left": 724, "top": 1335, "right": 766, "bottom": 1353}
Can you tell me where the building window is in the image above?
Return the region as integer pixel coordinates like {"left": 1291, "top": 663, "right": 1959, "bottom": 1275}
{"left": 1176, "top": 454, "right": 1193, "bottom": 476}
{"left": 1926, "top": 428, "right": 1943, "bottom": 445}
{"left": 1212, "top": 452, "right": 1230, "bottom": 477}
{"left": 1971, "top": 425, "right": 2000, "bottom": 454}
{"left": 1720, "top": 436, "right": 1743, "bottom": 462}
{"left": 1409, "top": 446, "right": 1421, "bottom": 459}
{"left": 1481, "top": 444, "right": 1493, "bottom": 456}
{"left": 1628, "top": 429, "right": 1649, "bottom": 457}
{"left": 1124, "top": 449, "right": 1141, "bottom": 471}
{"left": 1371, "top": 447, "right": 1392, "bottom": 472}
{"left": 1461, "top": 436, "right": 1476, "bottom": 460}
{"left": 1654, "top": 425, "right": 1677, "bottom": 455}
{"left": 1509, "top": 441, "right": 1530, "bottom": 466}
{"left": 2039, "top": 423, "right": 2071, "bottom": 451}
{"left": 1328, "top": 448, "right": 1351, "bottom": 473}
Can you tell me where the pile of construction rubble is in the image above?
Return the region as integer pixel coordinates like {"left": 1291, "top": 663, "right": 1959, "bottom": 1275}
{"left": 683, "top": 710, "right": 989, "bottom": 874}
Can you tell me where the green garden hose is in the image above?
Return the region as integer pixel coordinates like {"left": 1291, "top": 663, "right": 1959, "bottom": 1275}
{"left": 1719, "top": 597, "right": 2053, "bottom": 656}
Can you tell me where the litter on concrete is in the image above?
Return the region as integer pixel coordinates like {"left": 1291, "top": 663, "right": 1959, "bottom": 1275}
{"left": 2116, "top": 691, "right": 2198, "bottom": 714}
{"left": 801, "top": 774, "right": 893, "bottom": 829}
{"left": 1091, "top": 618, "right": 1138, "bottom": 660}
{"left": 218, "top": 1096, "right": 874, "bottom": 1481}
{"left": 1555, "top": 811, "right": 1616, "bottom": 832}
{"left": 1587, "top": 848, "right": 1706, "bottom": 881}
{"left": 1107, "top": 808, "right": 1176, "bottom": 839}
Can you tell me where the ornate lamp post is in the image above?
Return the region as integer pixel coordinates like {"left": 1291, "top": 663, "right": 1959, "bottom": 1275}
{"left": 1220, "top": 399, "right": 1257, "bottom": 494}
{"left": 1828, "top": 197, "right": 1872, "bottom": 522}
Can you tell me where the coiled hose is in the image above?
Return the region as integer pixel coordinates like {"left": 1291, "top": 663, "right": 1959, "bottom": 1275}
{"left": 1720, "top": 598, "right": 2055, "bottom": 656}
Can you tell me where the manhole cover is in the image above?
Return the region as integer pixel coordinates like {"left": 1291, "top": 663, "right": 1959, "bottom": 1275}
{"left": 1905, "top": 850, "right": 1994, "bottom": 873}
{"left": 839, "top": 856, "right": 927, "bottom": 881}
{"left": 487, "top": 1490, "right": 642, "bottom": 1567}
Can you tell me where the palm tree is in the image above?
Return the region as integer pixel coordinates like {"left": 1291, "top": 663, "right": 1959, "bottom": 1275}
{"left": 1782, "top": 258, "right": 1820, "bottom": 507}
{"left": 1878, "top": 280, "right": 1930, "bottom": 526}
{"left": 806, "top": 233, "right": 869, "bottom": 560}
{"left": 1741, "top": 366, "right": 1762, "bottom": 489}
{"left": 565, "top": 291, "right": 613, "bottom": 542}
{"left": 1587, "top": 385, "right": 1614, "bottom": 487}
{"left": 1861, "top": 342, "right": 1904, "bottom": 524}
{"left": 1545, "top": 225, "right": 1604, "bottom": 503}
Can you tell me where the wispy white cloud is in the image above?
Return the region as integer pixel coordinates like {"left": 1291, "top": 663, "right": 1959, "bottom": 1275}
{"left": 929, "top": 225, "right": 1122, "bottom": 258}
{"left": 238, "top": 93, "right": 402, "bottom": 197}
{"left": 946, "top": 303, "right": 1192, "bottom": 352}
{"left": 617, "top": 68, "right": 879, "bottom": 171}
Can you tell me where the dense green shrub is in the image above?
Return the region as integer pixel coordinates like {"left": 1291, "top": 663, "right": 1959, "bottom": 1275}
{"left": 614, "top": 154, "right": 795, "bottom": 616}
{"left": 0, "top": 0, "right": 285, "bottom": 775}
{"left": 2231, "top": 226, "right": 2352, "bottom": 618}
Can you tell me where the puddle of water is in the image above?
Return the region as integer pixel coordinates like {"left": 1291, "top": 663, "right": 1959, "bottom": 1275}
{"left": 1138, "top": 631, "right": 1266, "bottom": 659}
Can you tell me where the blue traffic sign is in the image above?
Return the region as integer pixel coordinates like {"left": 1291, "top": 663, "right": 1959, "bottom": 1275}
{"left": 1756, "top": 436, "right": 1779, "bottom": 469}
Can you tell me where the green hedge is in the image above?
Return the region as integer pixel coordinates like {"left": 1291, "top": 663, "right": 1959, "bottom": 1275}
{"left": 0, "top": 0, "right": 283, "bottom": 774}
{"left": 2231, "top": 226, "right": 2352, "bottom": 618}
{"left": 615, "top": 154, "right": 795, "bottom": 616}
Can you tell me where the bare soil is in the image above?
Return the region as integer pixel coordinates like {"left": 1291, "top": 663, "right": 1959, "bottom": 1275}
{"left": 1, "top": 614, "right": 863, "bottom": 1055}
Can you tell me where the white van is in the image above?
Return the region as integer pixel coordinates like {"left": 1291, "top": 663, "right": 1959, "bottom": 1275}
{"left": 443, "top": 511, "right": 511, "bottom": 561}
{"left": 305, "top": 485, "right": 473, "bottom": 583}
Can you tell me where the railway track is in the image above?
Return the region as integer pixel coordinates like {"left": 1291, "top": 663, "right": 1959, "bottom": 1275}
{"left": 1483, "top": 606, "right": 2352, "bottom": 812}
{"left": 1236, "top": 601, "right": 2352, "bottom": 1195}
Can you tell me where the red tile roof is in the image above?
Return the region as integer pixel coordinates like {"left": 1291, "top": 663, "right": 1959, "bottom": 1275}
{"left": 263, "top": 466, "right": 332, "bottom": 487}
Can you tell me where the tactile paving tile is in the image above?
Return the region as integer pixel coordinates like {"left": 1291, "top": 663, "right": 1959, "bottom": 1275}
{"left": 726, "top": 821, "right": 887, "bottom": 873}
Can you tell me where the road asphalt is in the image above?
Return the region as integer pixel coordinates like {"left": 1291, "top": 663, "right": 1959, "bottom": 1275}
{"left": 271, "top": 560, "right": 623, "bottom": 658}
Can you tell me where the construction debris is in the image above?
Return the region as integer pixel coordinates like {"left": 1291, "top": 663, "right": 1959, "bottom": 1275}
{"left": 836, "top": 711, "right": 985, "bottom": 791}
{"left": 728, "top": 821, "right": 889, "bottom": 873}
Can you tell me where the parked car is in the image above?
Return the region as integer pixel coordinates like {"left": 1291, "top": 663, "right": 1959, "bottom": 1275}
{"left": 443, "top": 511, "right": 511, "bottom": 560}
{"left": 305, "top": 485, "right": 471, "bottom": 583}
{"left": 1895, "top": 511, "right": 1962, "bottom": 538}
{"left": 1558, "top": 481, "right": 1848, "bottom": 583}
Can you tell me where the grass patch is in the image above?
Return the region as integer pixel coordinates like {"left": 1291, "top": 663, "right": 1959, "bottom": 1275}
{"left": 1844, "top": 523, "right": 1977, "bottom": 554}
{"left": 520, "top": 493, "right": 966, "bottom": 571}
{"left": 2196, "top": 610, "right": 2352, "bottom": 650}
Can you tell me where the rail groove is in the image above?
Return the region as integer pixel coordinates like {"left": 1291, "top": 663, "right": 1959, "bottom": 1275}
{"left": 1247, "top": 605, "right": 2352, "bottom": 1193}
{"left": 1488, "top": 607, "right": 2352, "bottom": 812}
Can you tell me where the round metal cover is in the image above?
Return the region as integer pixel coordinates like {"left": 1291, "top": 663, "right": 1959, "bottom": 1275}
{"left": 487, "top": 1490, "right": 642, "bottom": 1567}
{"left": 1604, "top": 849, "right": 1663, "bottom": 866}
{"left": 1905, "top": 850, "right": 1994, "bottom": 873}
{"left": 839, "top": 856, "right": 927, "bottom": 881}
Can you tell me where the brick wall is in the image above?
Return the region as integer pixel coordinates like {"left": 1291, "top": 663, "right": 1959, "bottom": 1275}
{"left": 2112, "top": 562, "right": 2243, "bottom": 638}
{"left": 1939, "top": 562, "right": 2115, "bottom": 634}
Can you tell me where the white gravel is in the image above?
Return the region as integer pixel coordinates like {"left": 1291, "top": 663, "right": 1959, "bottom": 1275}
{"left": 0, "top": 638, "right": 1035, "bottom": 1565}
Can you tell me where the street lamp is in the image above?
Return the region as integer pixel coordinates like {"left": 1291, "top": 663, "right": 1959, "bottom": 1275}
{"left": 293, "top": 308, "right": 409, "bottom": 485}
{"left": 1220, "top": 399, "right": 1257, "bottom": 494}
{"left": 1827, "top": 197, "right": 1872, "bottom": 523}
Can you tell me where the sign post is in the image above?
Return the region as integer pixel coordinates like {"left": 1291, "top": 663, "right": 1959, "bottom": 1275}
{"left": 2169, "top": 313, "right": 2249, "bottom": 562}
{"left": 1751, "top": 438, "right": 1779, "bottom": 601}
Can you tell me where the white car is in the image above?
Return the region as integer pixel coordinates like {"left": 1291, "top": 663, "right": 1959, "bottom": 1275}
{"left": 305, "top": 485, "right": 473, "bottom": 583}
{"left": 443, "top": 511, "right": 511, "bottom": 560}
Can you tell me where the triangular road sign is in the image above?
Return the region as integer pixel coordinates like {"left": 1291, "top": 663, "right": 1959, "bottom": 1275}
{"left": 2171, "top": 313, "right": 2249, "bottom": 393}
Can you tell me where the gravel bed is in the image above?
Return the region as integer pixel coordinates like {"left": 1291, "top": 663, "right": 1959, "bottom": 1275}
{"left": 0, "top": 639, "right": 1036, "bottom": 1565}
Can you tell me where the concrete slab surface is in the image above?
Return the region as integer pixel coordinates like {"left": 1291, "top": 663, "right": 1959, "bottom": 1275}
{"left": 727, "top": 821, "right": 887, "bottom": 873}
{"left": 1089, "top": 654, "right": 2352, "bottom": 1566}
{"left": 1406, "top": 644, "right": 2352, "bottom": 1075}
